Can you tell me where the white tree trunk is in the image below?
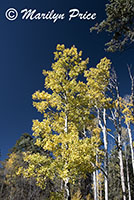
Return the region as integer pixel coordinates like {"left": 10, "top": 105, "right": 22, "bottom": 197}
{"left": 64, "top": 113, "right": 71, "bottom": 200}
{"left": 102, "top": 109, "right": 108, "bottom": 200}
{"left": 110, "top": 72, "right": 127, "bottom": 200}
{"left": 98, "top": 109, "right": 108, "bottom": 200}
{"left": 110, "top": 102, "right": 127, "bottom": 200}
{"left": 124, "top": 143, "right": 131, "bottom": 200}
{"left": 126, "top": 122, "right": 134, "bottom": 175}
{"left": 118, "top": 134, "right": 126, "bottom": 200}
{"left": 65, "top": 114, "right": 68, "bottom": 134}
{"left": 61, "top": 179, "right": 63, "bottom": 190}
{"left": 64, "top": 178, "right": 71, "bottom": 200}
{"left": 93, "top": 171, "right": 98, "bottom": 200}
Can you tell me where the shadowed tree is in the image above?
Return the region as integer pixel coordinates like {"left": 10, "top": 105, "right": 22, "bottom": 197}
{"left": 90, "top": 0, "right": 134, "bottom": 52}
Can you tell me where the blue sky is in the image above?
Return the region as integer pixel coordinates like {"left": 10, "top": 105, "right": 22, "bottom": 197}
{"left": 0, "top": 0, "right": 134, "bottom": 160}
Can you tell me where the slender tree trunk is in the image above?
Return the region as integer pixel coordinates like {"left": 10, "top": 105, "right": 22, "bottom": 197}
{"left": 93, "top": 171, "right": 98, "bottom": 200}
{"left": 110, "top": 109, "right": 127, "bottom": 200}
{"left": 118, "top": 134, "right": 126, "bottom": 200}
{"left": 124, "top": 143, "right": 131, "bottom": 200}
{"left": 102, "top": 109, "right": 108, "bottom": 200}
{"left": 64, "top": 178, "right": 71, "bottom": 200}
{"left": 98, "top": 109, "right": 108, "bottom": 200}
{"left": 61, "top": 179, "right": 63, "bottom": 190}
{"left": 126, "top": 122, "right": 134, "bottom": 175}
{"left": 65, "top": 113, "right": 68, "bottom": 134}
{"left": 64, "top": 112, "right": 71, "bottom": 200}
{"left": 110, "top": 70, "right": 127, "bottom": 200}
{"left": 96, "top": 156, "right": 99, "bottom": 199}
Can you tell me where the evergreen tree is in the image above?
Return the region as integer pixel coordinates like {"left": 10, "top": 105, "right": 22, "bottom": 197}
{"left": 91, "top": 0, "right": 134, "bottom": 52}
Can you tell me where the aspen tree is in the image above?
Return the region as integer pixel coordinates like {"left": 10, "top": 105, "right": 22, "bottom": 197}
{"left": 18, "top": 45, "right": 103, "bottom": 200}
{"left": 85, "top": 57, "right": 111, "bottom": 200}
{"left": 109, "top": 71, "right": 127, "bottom": 200}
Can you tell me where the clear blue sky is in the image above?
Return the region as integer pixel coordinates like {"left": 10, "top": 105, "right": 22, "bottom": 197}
{"left": 0, "top": 0, "right": 134, "bottom": 160}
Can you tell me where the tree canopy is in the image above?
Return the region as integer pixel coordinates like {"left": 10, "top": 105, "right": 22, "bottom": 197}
{"left": 0, "top": 44, "right": 134, "bottom": 200}
{"left": 90, "top": 0, "right": 134, "bottom": 52}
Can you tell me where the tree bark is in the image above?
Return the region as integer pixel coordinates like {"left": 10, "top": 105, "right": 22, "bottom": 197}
{"left": 93, "top": 171, "right": 98, "bottom": 200}
{"left": 111, "top": 81, "right": 127, "bottom": 200}
{"left": 64, "top": 112, "right": 71, "bottom": 200}
{"left": 98, "top": 109, "right": 108, "bottom": 200}
{"left": 110, "top": 108, "right": 127, "bottom": 200}
{"left": 124, "top": 142, "right": 131, "bottom": 200}
{"left": 126, "top": 122, "right": 134, "bottom": 175}
{"left": 118, "top": 134, "right": 126, "bottom": 200}
{"left": 102, "top": 109, "right": 108, "bottom": 200}
{"left": 64, "top": 178, "right": 71, "bottom": 200}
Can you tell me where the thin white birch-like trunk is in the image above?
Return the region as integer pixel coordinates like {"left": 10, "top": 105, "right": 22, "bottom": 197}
{"left": 124, "top": 142, "right": 131, "bottom": 200}
{"left": 118, "top": 134, "right": 126, "bottom": 200}
{"left": 64, "top": 178, "right": 71, "bottom": 200}
{"left": 110, "top": 70, "right": 127, "bottom": 200}
{"left": 110, "top": 109, "right": 127, "bottom": 200}
{"left": 98, "top": 109, "right": 108, "bottom": 200}
{"left": 96, "top": 156, "right": 99, "bottom": 199}
{"left": 64, "top": 113, "right": 71, "bottom": 200}
{"left": 65, "top": 113, "right": 68, "bottom": 134}
{"left": 126, "top": 122, "right": 134, "bottom": 175}
{"left": 128, "top": 66, "right": 134, "bottom": 174}
{"left": 61, "top": 179, "right": 63, "bottom": 190}
{"left": 93, "top": 171, "right": 98, "bottom": 200}
{"left": 102, "top": 109, "right": 108, "bottom": 200}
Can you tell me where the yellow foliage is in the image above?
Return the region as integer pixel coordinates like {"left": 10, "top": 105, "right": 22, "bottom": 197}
{"left": 84, "top": 57, "right": 112, "bottom": 108}
{"left": 5, "top": 153, "right": 17, "bottom": 170}
{"left": 72, "top": 190, "right": 82, "bottom": 200}
{"left": 115, "top": 97, "right": 134, "bottom": 124}
{"left": 17, "top": 45, "right": 110, "bottom": 190}
{"left": 4, "top": 152, "right": 25, "bottom": 185}
{"left": 50, "top": 191, "right": 64, "bottom": 200}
